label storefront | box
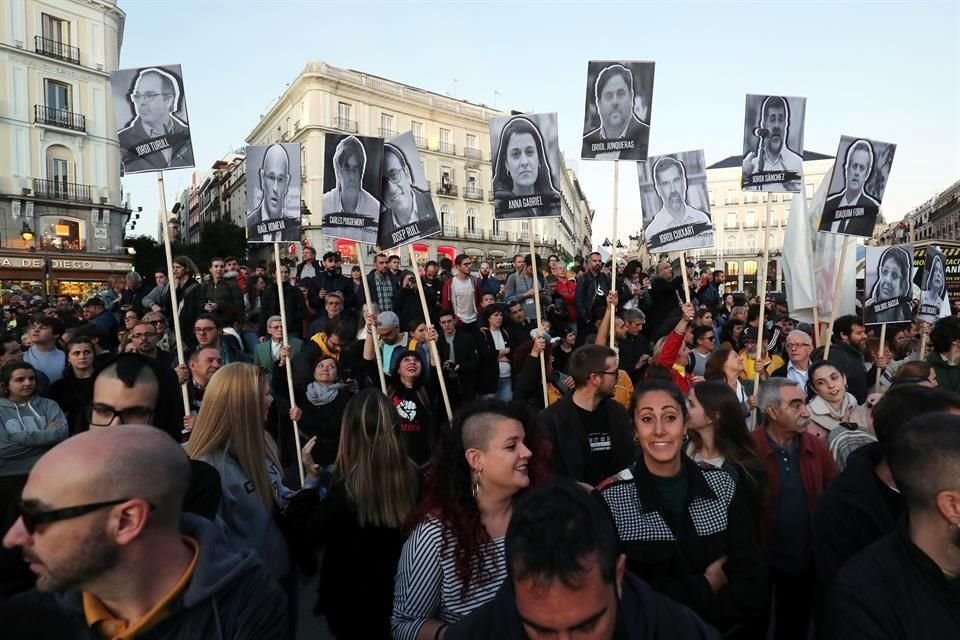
[0,251,134,304]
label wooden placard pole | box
[407,244,453,422]
[823,236,851,360]
[610,161,619,349]
[919,327,929,359]
[752,195,774,428]
[356,244,388,394]
[274,243,304,485]
[875,322,887,391]
[156,172,190,419]
[679,252,692,305]
[529,226,549,408]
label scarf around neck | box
[305,381,343,407]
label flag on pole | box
[782,166,856,324]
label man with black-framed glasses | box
[537,345,634,486]
[1,425,287,637]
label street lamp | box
[20,221,34,242]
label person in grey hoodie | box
[1,425,288,639]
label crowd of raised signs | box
[1,246,958,640]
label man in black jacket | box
[574,252,611,336]
[646,261,685,340]
[260,263,307,339]
[538,345,633,486]
[436,308,480,406]
[813,385,960,587]
[307,251,357,313]
[448,479,718,640]
[1,426,287,639]
[818,314,886,404]
[827,413,960,639]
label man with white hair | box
[321,135,380,244]
[772,329,815,388]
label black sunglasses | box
[17,498,153,534]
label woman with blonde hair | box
[288,389,419,639]
[185,362,302,584]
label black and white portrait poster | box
[321,133,383,244]
[863,245,913,325]
[245,143,301,243]
[918,246,950,323]
[817,135,897,237]
[109,64,195,174]
[490,113,562,220]
[581,60,654,161]
[741,94,806,192]
[638,150,713,253]
[378,132,441,250]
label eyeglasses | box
[17,499,153,534]
[87,404,155,427]
[149,319,167,326]
[194,326,217,333]
[131,92,171,103]
[384,169,406,185]
[704,336,716,342]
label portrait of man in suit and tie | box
[581,60,654,161]
[377,132,441,250]
[111,65,195,174]
[245,143,302,243]
[819,136,896,238]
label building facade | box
[873,177,960,247]
[687,152,834,295]
[0,0,133,302]
[245,61,593,271]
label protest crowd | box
[2,249,959,640]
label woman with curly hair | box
[391,400,549,640]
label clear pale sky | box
[119,0,960,248]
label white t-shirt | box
[24,347,66,384]
[451,277,478,323]
[490,329,511,378]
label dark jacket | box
[308,269,357,312]
[448,571,720,640]
[476,327,511,395]
[698,281,721,309]
[387,349,436,466]
[420,276,443,322]
[826,523,960,639]
[435,329,480,404]
[176,279,204,341]
[394,287,423,333]
[365,270,400,312]
[259,282,307,338]
[477,274,501,297]
[286,481,409,639]
[48,372,94,436]
[2,514,287,639]
[596,457,769,636]
[574,270,611,325]
[812,442,904,586]
[200,278,244,325]
[538,394,635,485]
[647,276,684,341]
[926,350,960,393]
[751,428,838,545]
[295,388,352,467]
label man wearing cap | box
[83,297,119,351]
[363,310,410,375]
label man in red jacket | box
[752,378,837,640]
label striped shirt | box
[392,516,506,640]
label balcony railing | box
[35,35,80,65]
[464,229,483,240]
[34,105,86,132]
[379,128,397,139]
[463,187,484,201]
[414,135,428,149]
[438,141,456,155]
[490,231,509,242]
[332,117,358,133]
[442,225,459,238]
[436,183,458,198]
[32,178,93,203]
[464,147,482,160]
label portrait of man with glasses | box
[377,132,440,250]
[245,143,302,243]
[111,64,195,174]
